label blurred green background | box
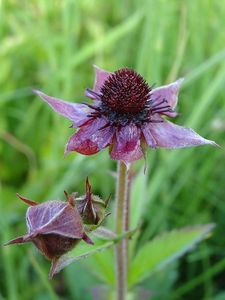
[1,0,225,299]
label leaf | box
[129,168,147,259]
[130,167,147,228]
[67,226,135,285]
[92,226,117,240]
[84,246,115,285]
[51,228,136,277]
[128,224,215,287]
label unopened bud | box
[5,193,93,278]
[66,178,110,232]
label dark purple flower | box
[5,193,93,278]
[34,66,217,164]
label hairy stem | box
[115,161,129,300]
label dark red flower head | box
[33,66,217,164]
[100,68,150,114]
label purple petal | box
[85,88,102,101]
[92,65,112,93]
[33,90,89,126]
[27,201,83,239]
[142,124,157,148]
[150,78,184,113]
[110,124,143,164]
[65,117,115,155]
[145,120,218,148]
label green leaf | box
[51,229,136,277]
[83,247,115,286]
[129,168,147,260]
[92,226,117,240]
[128,224,215,287]
[130,168,147,229]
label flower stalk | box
[115,161,129,300]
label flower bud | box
[5,193,93,278]
[65,178,110,232]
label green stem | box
[115,161,129,300]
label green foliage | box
[128,224,215,287]
[130,168,147,229]
[52,228,136,278]
[1,0,225,299]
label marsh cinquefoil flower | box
[34,66,217,164]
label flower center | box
[100,68,150,114]
[84,68,175,128]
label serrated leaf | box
[70,227,136,285]
[128,224,215,287]
[51,228,136,277]
[84,248,115,285]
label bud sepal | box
[65,178,110,232]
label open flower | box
[34,66,217,164]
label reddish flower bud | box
[65,178,110,232]
[5,193,93,278]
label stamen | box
[85,88,102,100]
[82,102,101,111]
[98,122,111,130]
[145,96,162,108]
[151,108,173,114]
[79,117,95,127]
[87,112,102,118]
[150,99,168,109]
[151,105,171,112]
